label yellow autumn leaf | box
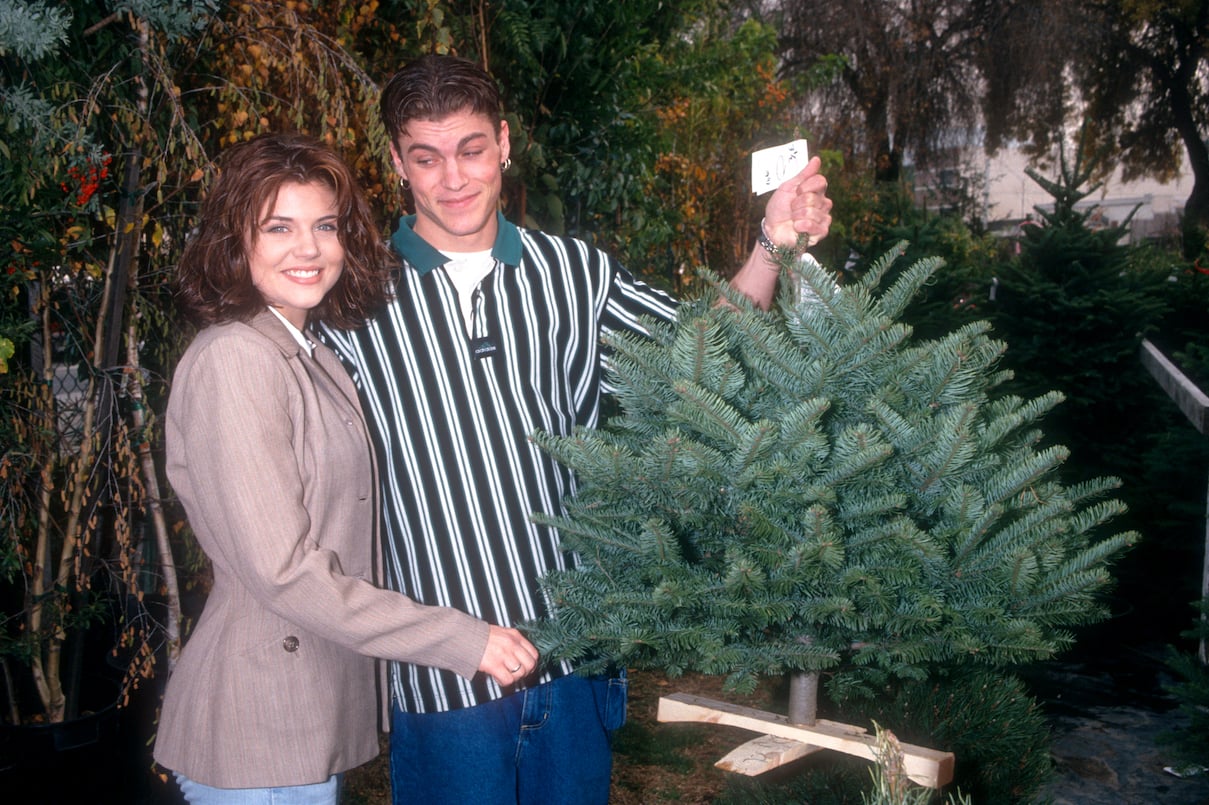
[0,336,14,374]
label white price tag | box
[751,139,809,195]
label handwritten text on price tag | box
[751,139,809,195]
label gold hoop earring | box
[501,158,512,172]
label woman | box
[154,133,537,803]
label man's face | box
[389,109,511,252]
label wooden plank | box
[658,693,955,789]
[1140,339,1209,661]
[715,733,826,776]
[1140,339,1209,434]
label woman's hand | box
[478,624,540,686]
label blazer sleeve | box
[168,329,490,680]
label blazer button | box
[283,635,300,652]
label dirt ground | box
[342,669,783,805]
[609,670,785,804]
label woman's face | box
[247,181,344,329]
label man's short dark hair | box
[380,54,503,141]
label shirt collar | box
[390,211,522,276]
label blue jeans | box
[174,772,340,804]
[390,672,627,805]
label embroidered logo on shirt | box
[471,337,498,359]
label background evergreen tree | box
[846,179,1005,342]
[527,249,1137,700]
[990,149,1207,644]
[1159,598,1209,771]
[991,149,1170,475]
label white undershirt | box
[440,249,495,329]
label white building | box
[980,147,1192,243]
[910,144,1192,244]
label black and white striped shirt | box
[321,213,677,713]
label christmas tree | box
[992,149,1169,479]
[528,248,1136,701]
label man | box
[322,54,833,805]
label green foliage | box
[528,247,1136,697]
[848,180,1006,341]
[1159,598,1209,769]
[605,11,817,288]
[1133,257,1209,567]
[860,721,972,805]
[115,0,217,38]
[0,0,233,725]
[611,16,791,248]
[984,148,1208,642]
[482,0,698,239]
[714,672,1045,803]
[836,669,1053,804]
[992,148,1171,471]
[375,0,711,258]
[435,1,816,291]
[1160,262,1209,390]
[194,0,405,205]
[0,0,70,61]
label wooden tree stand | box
[657,672,955,789]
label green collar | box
[389,212,522,276]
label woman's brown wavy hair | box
[176,133,394,329]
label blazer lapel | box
[246,309,306,357]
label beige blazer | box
[153,311,490,788]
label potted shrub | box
[0,6,184,796]
[0,265,168,728]
[1,0,419,736]
[0,145,183,798]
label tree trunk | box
[787,670,819,726]
[1148,7,1209,249]
[1180,140,1209,241]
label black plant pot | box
[0,697,123,802]
[0,669,169,805]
